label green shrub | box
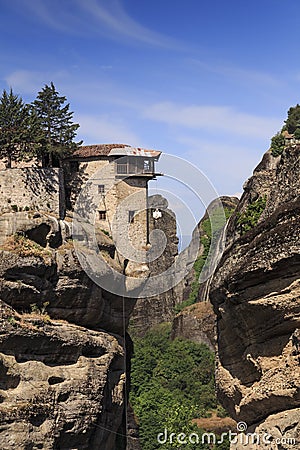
[130,324,229,449]
[101,228,111,237]
[7,316,16,325]
[30,301,49,315]
[237,196,267,235]
[270,132,285,157]
[11,204,18,212]
[294,128,300,139]
[130,324,224,450]
[285,103,300,133]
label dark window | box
[116,160,128,174]
[98,184,105,194]
[128,210,136,223]
[98,210,106,220]
[70,161,79,172]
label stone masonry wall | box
[64,158,149,250]
[0,168,65,218]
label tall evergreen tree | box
[0,89,40,168]
[32,82,81,167]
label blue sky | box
[1,0,300,237]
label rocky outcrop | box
[129,195,178,336]
[126,405,142,450]
[0,246,136,336]
[231,408,300,449]
[0,223,138,449]
[130,195,239,337]
[171,302,216,351]
[0,301,125,450]
[210,146,300,447]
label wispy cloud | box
[175,135,265,195]
[4,68,139,111]
[80,0,182,48]
[144,102,280,139]
[19,0,183,50]
[190,59,282,87]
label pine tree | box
[32,82,81,167]
[284,104,300,134]
[0,89,40,168]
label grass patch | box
[0,234,51,260]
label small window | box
[98,184,105,194]
[143,159,151,173]
[98,210,107,220]
[128,210,136,223]
[70,161,79,172]
[116,160,128,174]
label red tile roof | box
[69,144,161,159]
[71,144,129,158]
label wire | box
[122,293,129,445]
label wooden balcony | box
[115,157,157,177]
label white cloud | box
[191,59,281,87]
[144,102,280,139]
[80,0,182,49]
[5,69,69,95]
[20,0,183,49]
[76,114,140,146]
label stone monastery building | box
[0,144,162,248]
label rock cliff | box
[130,195,239,337]
[210,145,300,448]
[129,195,179,336]
[0,216,137,449]
[171,301,216,351]
[171,196,238,351]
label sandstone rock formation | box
[231,408,300,449]
[0,220,138,449]
[210,146,300,449]
[129,195,179,336]
[171,302,216,351]
[0,301,126,450]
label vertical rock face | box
[171,302,216,351]
[129,195,179,336]
[210,146,300,448]
[0,229,137,449]
[130,195,239,337]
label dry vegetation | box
[0,234,52,261]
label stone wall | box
[0,168,65,218]
[0,158,40,171]
[64,158,149,250]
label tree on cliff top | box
[32,82,81,167]
[0,89,41,168]
[284,103,300,134]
